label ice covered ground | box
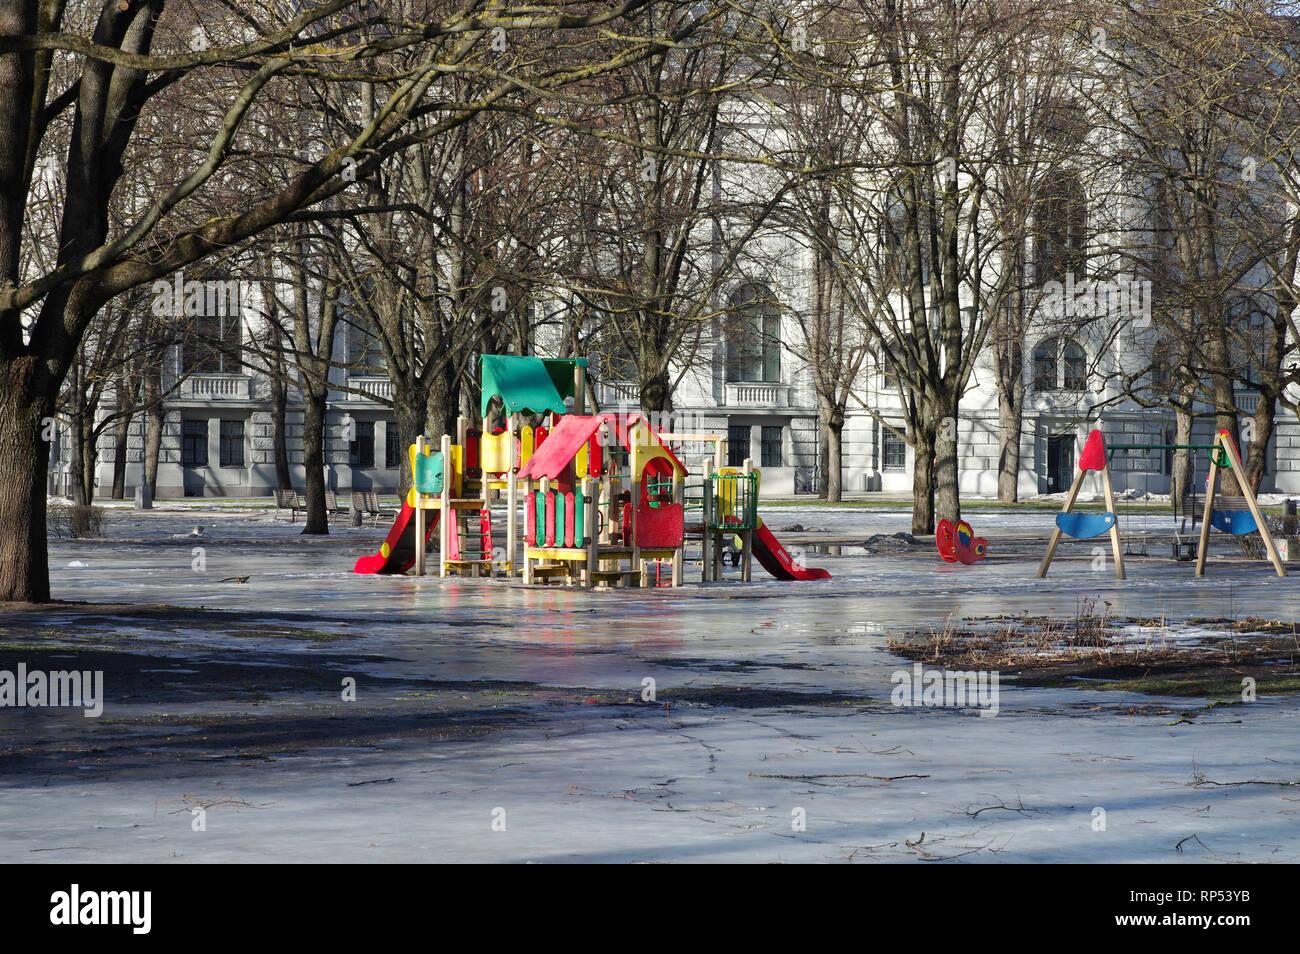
[2,505,1298,863]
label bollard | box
[350,505,362,527]
[134,484,152,510]
[1284,499,1298,562]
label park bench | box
[352,491,397,526]
[324,490,349,523]
[273,488,306,522]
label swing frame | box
[1193,430,1285,578]
[1037,433,1125,580]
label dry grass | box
[890,596,1129,666]
[887,599,1300,674]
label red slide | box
[752,519,831,581]
[353,500,440,574]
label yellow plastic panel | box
[481,431,511,475]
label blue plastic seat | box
[1210,510,1256,535]
[1055,511,1116,539]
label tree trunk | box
[817,393,845,502]
[426,365,460,446]
[1205,315,1242,495]
[994,322,1024,503]
[79,409,97,505]
[1171,403,1194,507]
[136,359,161,495]
[111,405,129,499]
[144,407,163,497]
[393,389,429,497]
[639,366,672,416]
[300,388,329,534]
[911,422,936,535]
[271,373,292,491]
[934,402,961,526]
[0,363,54,603]
[69,402,84,505]
[826,416,844,503]
[997,387,1023,503]
[818,421,830,499]
[1213,375,1241,496]
[1246,400,1274,494]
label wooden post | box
[1100,462,1126,580]
[1195,452,1219,578]
[414,435,427,576]
[601,423,617,543]
[741,458,754,582]
[506,414,518,578]
[584,477,598,588]
[574,364,587,415]
[701,460,713,582]
[1217,431,1286,577]
[522,476,534,584]
[439,433,451,578]
[1036,465,1087,578]
[672,471,684,586]
[630,472,641,586]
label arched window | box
[726,283,781,382]
[1062,339,1086,389]
[1033,336,1088,391]
[1034,175,1087,284]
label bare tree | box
[0,0,683,601]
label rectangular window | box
[182,314,242,374]
[350,420,375,468]
[761,425,783,468]
[219,419,245,467]
[384,422,401,469]
[727,425,751,468]
[346,311,386,375]
[761,314,781,382]
[882,427,907,471]
[725,293,781,383]
[182,419,208,467]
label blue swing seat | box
[1210,509,1257,535]
[1055,511,1116,539]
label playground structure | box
[353,354,830,587]
[1037,427,1285,579]
[936,519,987,564]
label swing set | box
[1037,428,1285,578]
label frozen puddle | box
[0,508,1296,863]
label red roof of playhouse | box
[517,413,686,480]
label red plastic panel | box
[635,502,684,548]
[524,492,536,545]
[564,493,576,547]
[1078,429,1106,472]
[935,519,959,562]
[465,428,480,476]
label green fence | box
[706,472,758,530]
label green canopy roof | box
[479,355,588,418]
